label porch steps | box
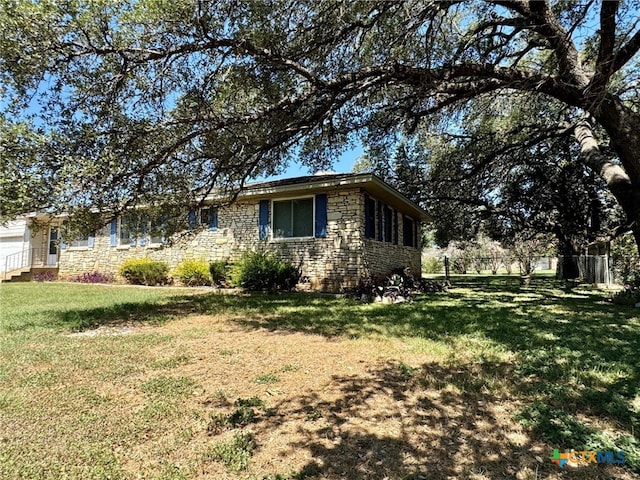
[1,267,58,283]
[1,267,32,283]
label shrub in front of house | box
[32,271,57,282]
[209,260,230,287]
[118,258,169,286]
[71,271,114,284]
[173,259,211,287]
[230,250,300,292]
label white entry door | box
[47,227,59,266]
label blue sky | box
[262,144,365,180]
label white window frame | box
[148,217,166,247]
[68,234,90,249]
[271,196,315,240]
[114,214,170,248]
[116,215,136,248]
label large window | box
[69,234,90,248]
[273,198,314,238]
[119,215,136,246]
[111,214,169,247]
[200,207,218,230]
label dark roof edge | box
[206,172,431,222]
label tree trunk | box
[574,111,640,255]
[556,237,580,280]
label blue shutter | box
[259,200,269,240]
[209,209,218,230]
[393,210,398,245]
[314,194,327,238]
[187,210,197,230]
[110,219,117,247]
[88,235,95,248]
[377,201,383,241]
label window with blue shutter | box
[314,194,327,238]
[187,210,197,230]
[259,200,269,240]
[200,207,218,230]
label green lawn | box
[0,278,638,479]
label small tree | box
[472,235,504,275]
[509,234,554,286]
[445,241,474,274]
[487,242,504,275]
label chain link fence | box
[427,254,639,286]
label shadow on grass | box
[242,361,630,479]
[18,278,640,473]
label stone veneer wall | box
[359,193,422,280]
[58,188,422,291]
[361,239,421,279]
[58,200,263,281]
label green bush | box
[118,258,169,286]
[423,256,443,274]
[209,260,230,286]
[173,258,211,286]
[230,250,300,291]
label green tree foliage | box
[420,95,622,253]
[1,1,640,252]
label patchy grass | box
[204,432,256,472]
[0,278,638,479]
[255,373,280,385]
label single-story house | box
[0,173,430,290]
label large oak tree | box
[1,0,639,251]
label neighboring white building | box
[0,215,64,279]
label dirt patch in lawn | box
[94,314,628,480]
[4,309,632,480]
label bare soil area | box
[101,314,628,480]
